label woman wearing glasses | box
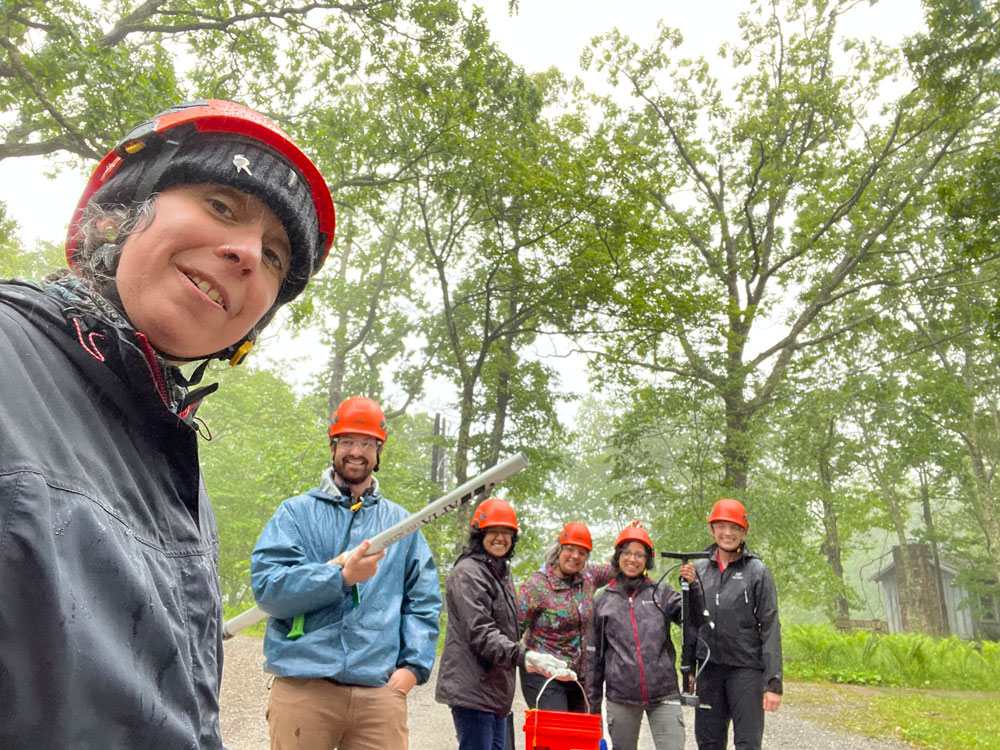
[586,522,704,750]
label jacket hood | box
[317,467,381,507]
[606,575,654,598]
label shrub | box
[783,623,1000,690]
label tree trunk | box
[722,394,750,492]
[818,416,849,621]
[820,496,850,622]
[919,466,950,636]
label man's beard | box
[333,455,374,484]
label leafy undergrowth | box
[786,680,1000,750]
[784,624,1000,690]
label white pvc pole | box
[222,452,529,640]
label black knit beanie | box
[91,128,319,305]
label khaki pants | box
[266,676,409,750]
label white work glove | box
[524,650,570,678]
[551,666,578,682]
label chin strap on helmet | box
[229,339,254,366]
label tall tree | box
[580,0,989,492]
[373,15,595,511]
[0,0,457,163]
[763,381,880,621]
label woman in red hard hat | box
[586,522,704,750]
[0,99,333,749]
[518,521,614,713]
[692,500,783,750]
[436,499,570,749]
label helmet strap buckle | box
[230,339,254,366]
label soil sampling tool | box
[660,549,712,707]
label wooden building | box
[871,544,1000,640]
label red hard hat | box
[708,499,748,529]
[558,522,592,551]
[614,522,653,551]
[471,498,519,533]
[66,99,335,306]
[329,397,388,443]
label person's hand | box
[679,564,695,583]
[340,540,385,587]
[387,668,418,695]
[553,669,577,682]
[524,651,568,678]
[763,691,781,712]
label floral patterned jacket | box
[518,563,614,677]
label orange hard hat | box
[329,397,387,443]
[614,521,653,551]
[708,499,748,529]
[558,522,593,551]
[471,498,519,533]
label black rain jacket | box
[693,543,783,694]
[0,280,224,748]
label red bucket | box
[522,677,602,750]
[522,708,602,750]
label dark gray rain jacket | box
[586,576,703,711]
[435,549,525,715]
[0,279,224,748]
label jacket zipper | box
[629,594,649,704]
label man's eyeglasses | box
[337,437,379,452]
[620,550,648,561]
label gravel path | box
[220,635,914,750]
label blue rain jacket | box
[250,473,441,685]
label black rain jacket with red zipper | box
[585,575,703,712]
[0,279,225,748]
[692,543,783,694]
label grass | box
[781,625,1000,748]
[786,680,1000,750]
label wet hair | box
[466,527,518,561]
[610,541,655,577]
[46,198,157,318]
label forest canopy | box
[2,0,999,634]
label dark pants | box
[694,663,765,750]
[519,666,589,713]
[451,705,508,750]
